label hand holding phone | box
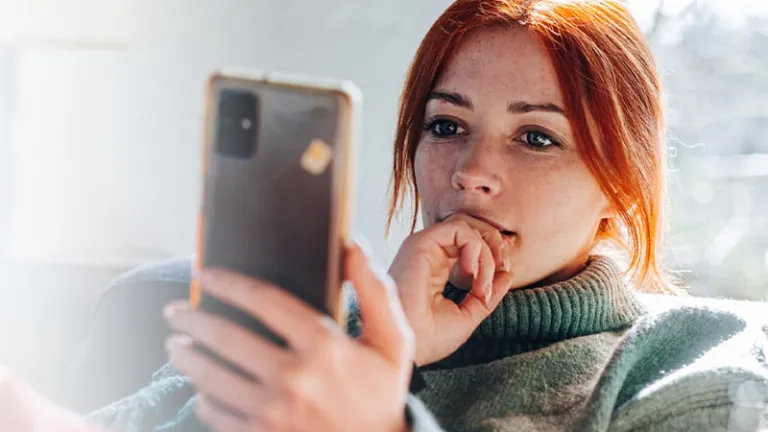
[190,70,359,361]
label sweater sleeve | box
[607,373,768,431]
[87,364,196,432]
[87,286,443,432]
[609,306,768,431]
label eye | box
[424,118,467,138]
[516,130,562,150]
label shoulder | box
[635,291,766,318]
[604,293,768,430]
[95,257,193,312]
[627,293,767,365]
[626,292,766,372]
[109,257,194,288]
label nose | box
[450,150,502,197]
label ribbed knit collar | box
[423,255,647,369]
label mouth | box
[439,212,516,237]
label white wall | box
[6,0,455,267]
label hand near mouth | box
[388,213,516,367]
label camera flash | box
[300,138,333,175]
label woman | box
[91,0,768,431]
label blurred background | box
[0,0,765,406]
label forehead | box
[435,27,564,106]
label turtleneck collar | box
[423,255,647,369]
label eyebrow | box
[508,101,567,117]
[427,91,473,109]
[427,90,567,118]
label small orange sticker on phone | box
[300,138,333,175]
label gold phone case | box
[192,69,361,336]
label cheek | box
[414,143,454,206]
[515,163,605,242]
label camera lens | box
[215,90,259,158]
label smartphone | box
[190,69,360,352]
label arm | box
[602,305,768,431]
[64,259,192,413]
[608,373,768,431]
[87,364,196,432]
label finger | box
[430,220,483,262]
[344,242,414,367]
[457,231,482,279]
[166,334,271,418]
[198,269,330,353]
[196,394,251,432]
[480,229,510,271]
[460,265,516,325]
[448,214,510,271]
[467,240,495,306]
[164,302,292,386]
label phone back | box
[194,71,358,340]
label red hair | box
[387,0,676,293]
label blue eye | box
[517,130,562,150]
[425,119,466,138]
[525,131,555,147]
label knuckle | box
[312,327,338,357]
[453,220,475,238]
[257,284,279,305]
[208,319,238,352]
[456,219,472,230]
[406,234,432,255]
[208,319,227,344]
[280,360,310,398]
[402,233,422,250]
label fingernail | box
[165,335,181,352]
[163,303,177,320]
[166,334,192,351]
[498,243,507,269]
[472,260,479,278]
[503,256,511,272]
[320,315,344,335]
[485,282,492,304]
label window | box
[629,0,768,299]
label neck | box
[424,255,646,369]
[449,251,592,292]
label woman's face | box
[414,26,613,289]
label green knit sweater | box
[90,256,768,431]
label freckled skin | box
[414,27,615,290]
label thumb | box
[344,241,415,367]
